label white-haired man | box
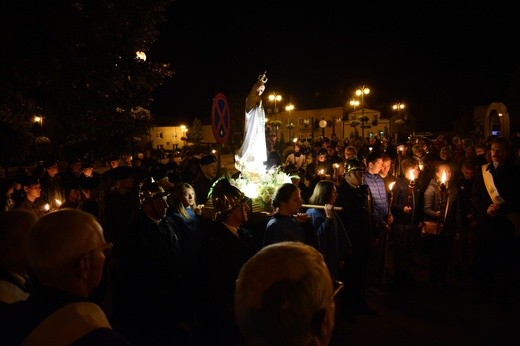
[0,209,130,345]
[235,241,339,346]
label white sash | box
[482,164,520,236]
[22,302,112,346]
[481,164,505,204]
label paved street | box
[330,252,520,346]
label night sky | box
[149,2,518,132]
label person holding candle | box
[14,176,47,218]
[305,148,334,194]
[39,160,65,212]
[423,162,462,291]
[379,153,397,193]
[389,158,423,294]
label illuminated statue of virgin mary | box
[234,73,268,176]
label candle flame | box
[319,169,324,175]
[441,170,447,183]
[44,204,50,211]
[418,163,424,171]
[334,163,339,169]
[55,199,62,206]
[407,169,415,181]
[389,181,396,191]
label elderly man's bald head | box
[29,209,105,276]
[235,241,335,345]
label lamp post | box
[345,99,359,139]
[285,103,294,140]
[392,102,406,140]
[268,92,282,115]
[319,118,327,139]
[180,124,188,148]
[392,102,405,113]
[355,86,370,139]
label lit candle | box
[55,199,62,208]
[440,170,447,184]
[407,168,415,184]
[440,170,447,192]
[44,204,50,212]
[418,163,424,171]
[388,181,396,204]
[319,169,324,175]
[406,169,415,206]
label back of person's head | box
[235,241,336,346]
[0,209,38,273]
[308,180,335,206]
[29,209,106,292]
[271,183,298,209]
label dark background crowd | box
[0,131,519,345]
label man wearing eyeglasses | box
[235,241,339,346]
[0,208,130,345]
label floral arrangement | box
[229,165,294,210]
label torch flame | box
[441,170,447,184]
[407,169,415,181]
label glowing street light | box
[285,103,295,140]
[268,92,282,114]
[355,85,370,139]
[392,102,405,112]
[180,124,188,148]
[355,86,370,109]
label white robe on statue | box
[235,95,267,176]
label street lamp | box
[355,86,370,139]
[392,102,405,112]
[393,102,406,140]
[268,92,282,114]
[349,99,360,110]
[355,86,370,109]
[180,124,188,148]
[285,103,295,140]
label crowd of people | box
[0,129,518,344]
[0,75,519,345]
